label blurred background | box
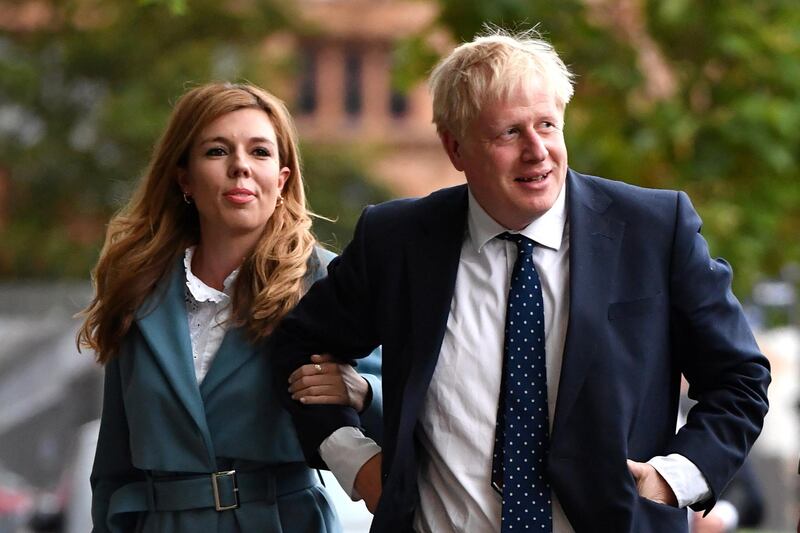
[0,0,798,531]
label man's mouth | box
[515,171,549,183]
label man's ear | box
[440,130,465,172]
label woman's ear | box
[277,167,289,192]
[176,167,191,195]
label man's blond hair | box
[429,27,575,139]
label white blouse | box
[183,246,239,383]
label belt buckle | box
[211,470,239,511]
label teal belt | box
[108,463,318,514]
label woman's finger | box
[291,384,336,399]
[298,394,346,405]
[311,353,335,363]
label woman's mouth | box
[224,188,255,204]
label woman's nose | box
[228,148,252,178]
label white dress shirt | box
[183,246,239,384]
[320,184,710,531]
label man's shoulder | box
[570,169,682,218]
[573,170,678,202]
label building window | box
[297,47,317,115]
[390,89,408,118]
[344,49,362,116]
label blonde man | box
[275,29,770,533]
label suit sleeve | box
[311,245,383,444]
[270,206,382,466]
[666,191,770,511]
[90,356,142,533]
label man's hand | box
[355,452,383,513]
[288,353,370,412]
[627,459,678,506]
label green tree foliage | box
[0,0,388,278]
[431,0,800,295]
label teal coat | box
[91,248,382,533]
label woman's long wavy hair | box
[77,82,316,364]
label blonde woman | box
[79,82,381,533]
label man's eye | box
[206,147,227,156]
[500,127,519,138]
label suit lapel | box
[136,263,216,462]
[403,186,468,423]
[552,171,625,442]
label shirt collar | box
[183,246,239,304]
[467,181,567,254]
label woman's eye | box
[205,147,227,156]
[252,147,270,157]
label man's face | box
[441,82,568,230]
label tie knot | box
[498,232,536,253]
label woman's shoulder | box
[304,244,336,285]
[313,245,337,267]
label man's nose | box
[521,130,548,162]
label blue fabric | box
[91,246,381,533]
[492,233,552,532]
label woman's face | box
[178,107,289,246]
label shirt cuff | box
[648,454,711,508]
[319,426,382,500]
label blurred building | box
[285,0,463,197]
[1,0,463,206]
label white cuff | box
[648,453,711,508]
[319,426,382,500]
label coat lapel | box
[552,171,625,442]
[136,263,216,462]
[199,327,258,400]
[403,186,468,424]
[201,249,323,401]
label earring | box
[276,195,284,207]
[183,192,192,204]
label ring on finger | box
[314,363,323,374]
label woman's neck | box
[191,233,255,291]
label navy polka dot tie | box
[492,232,553,532]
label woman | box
[78,82,382,532]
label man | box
[272,29,770,532]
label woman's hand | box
[288,353,371,412]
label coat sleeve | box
[271,210,382,466]
[665,191,771,511]
[90,356,143,533]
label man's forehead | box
[478,92,564,121]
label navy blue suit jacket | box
[271,170,770,533]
